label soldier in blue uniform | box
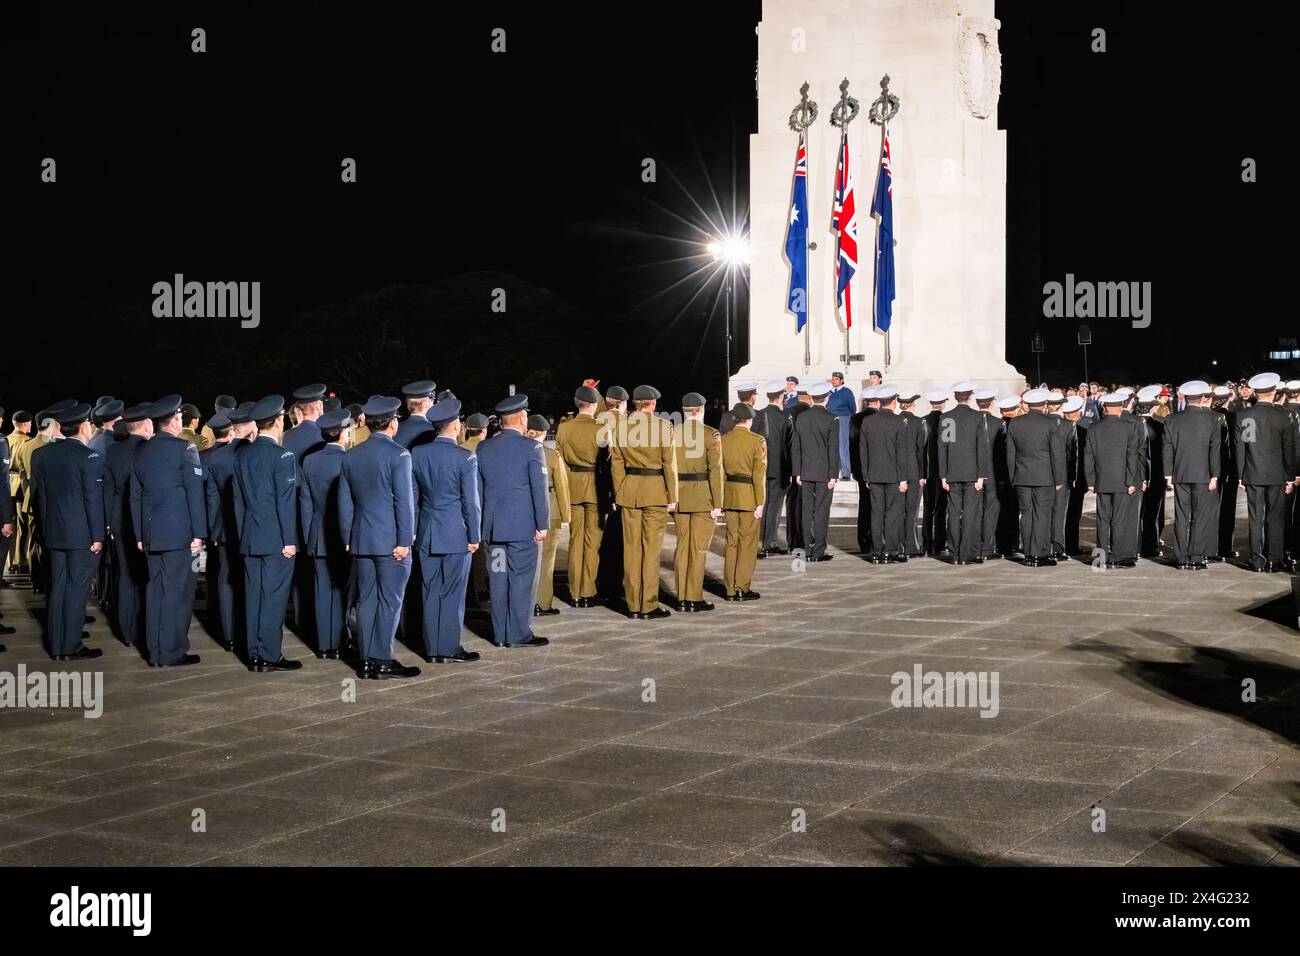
[338,396,421,678]
[103,403,152,647]
[130,395,205,667]
[396,380,437,450]
[200,409,245,651]
[31,403,105,660]
[476,394,550,648]
[411,398,482,663]
[89,399,123,456]
[29,400,78,597]
[0,417,14,646]
[282,383,327,639]
[233,395,302,672]
[298,408,351,659]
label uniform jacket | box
[848,408,873,481]
[477,428,548,541]
[234,436,298,556]
[611,411,678,507]
[937,404,992,483]
[338,431,415,555]
[897,411,928,482]
[394,412,434,451]
[924,410,943,478]
[1084,416,1142,492]
[201,438,246,545]
[791,404,841,481]
[131,432,206,550]
[1161,406,1220,484]
[33,438,104,548]
[984,413,1012,485]
[543,444,571,530]
[283,419,325,462]
[859,409,906,484]
[297,443,347,557]
[411,435,481,554]
[757,404,791,482]
[719,403,768,442]
[0,437,12,526]
[1234,401,1298,485]
[674,420,723,513]
[721,428,767,511]
[104,434,146,540]
[1054,416,1080,488]
[1006,412,1067,487]
[555,413,606,506]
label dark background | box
[4,1,1294,420]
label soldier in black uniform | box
[1136,385,1167,558]
[1047,392,1077,560]
[1086,393,1142,569]
[859,385,908,563]
[757,380,791,556]
[1007,389,1067,566]
[937,385,992,565]
[922,388,949,556]
[1161,381,1220,570]
[981,393,1013,558]
[1211,385,1239,561]
[791,382,840,561]
[1060,396,1088,555]
[896,390,929,557]
[719,383,765,442]
[849,390,877,554]
[1283,380,1300,570]
[784,385,811,554]
[1235,373,1298,572]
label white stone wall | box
[734,0,1025,410]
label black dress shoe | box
[1205,555,1225,563]
[314,648,340,660]
[360,659,422,679]
[724,593,742,602]
[1111,558,1136,569]
[508,636,550,647]
[573,597,599,608]
[886,554,908,564]
[756,550,768,560]
[676,600,696,612]
[643,608,672,620]
[248,656,303,673]
[1191,560,1208,570]
[1039,557,1059,567]
[153,654,201,667]
[953,558,967,566]
[907,551,926,559]
[1022,557,1039,567]
[692,600,715,611]
[768,547,790,556]
[429,648,480,663]
[986,551,1003,560]
[0,644,6,653]
[52,645,103,661]
[0,624,15,635]
[737,590,761,602]
[533,605,561,617]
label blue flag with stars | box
[784,133,809,332]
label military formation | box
[0,371,1296,668]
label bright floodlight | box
[708,235,750,266]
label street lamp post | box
[708,236,749,390]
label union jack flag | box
[831,129,857,329]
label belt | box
[725,474,754,484]
[567,464,595,473]
[678,473,710,481]
[625,467,663,477]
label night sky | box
[5,2,1293,421]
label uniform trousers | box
[902,482,924,554]
[994,483,1018,554]
[724,510,759,594]
[922,475,947,553]
[354,553,413,660]
[243,552,294,662]
[761,477,788,550]
[673,512,715,602]
[855,479,873,552]
[1245,484,1288,567]
[566,502,602,600]
[945,482,982,562]
[420,551,470,657]
[206,541,242,649]
[48,548,97,656]
[536,523,564,610]
[313,553,350,652]
[112,533,147,648]
[620,505,667,614]
[1065,481,1087,554]
[1172,484,1217,564]
[486,540,538,645]
[1050,483,1072,556]
[1217,478,1240,557]
[1140,479,1167,556]
[868,483,905,556]
[800,481,833,559]
[1016,485,1055,559]
[784,482,804,552]
[596,505,624,599]
[1094,491,1137,563]
[146,548,196,665]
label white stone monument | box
[734,0,1025,407]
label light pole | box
[708,236,749,386]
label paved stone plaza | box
[0,490,1297,867]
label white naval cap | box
[1047,389,1064,403]
[1100,392,1126,405]
[1179,380,1210,397]
[1248,372,1281,390]
[927,388,951,404]
[1285,380,1300,392]
[807,381,832,398]
[734,381,759,394]
[763,379,787,394]
[876,384,900,400]
[951,381,976,394]
[1061,396,1084,413]
[974,387,998,401]
[862,385,879,400]
[1136,384,1162,403]
[1023,388,1051,405]
[996,396,1021,411]
[1213,385,1231,397]
[1114,386,1133,399]
[897,388,921,402]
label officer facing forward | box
[233,395,302,672]
[672,393,723,611]
[1006,389,1067,566]
[476,394,551,642]
[33,403,104,661]
[130,395,205,666]
[1161,381,1220,570]
[411,399,482,662]
[338,396,421,676]
[297,409,352,659]
[791,382,841,562]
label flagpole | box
[789,83,817,374]
[881,120,891,372]
[869,74,901,374]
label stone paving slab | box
[0,488,1297,866]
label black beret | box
[575,386,601,404]
[604,386,629,402]
[214,394,238,410]
[11,411,32,424]
[681,392,707,408]
[527,414,550,432]
[632,385,661,401]
[730,402,755,421]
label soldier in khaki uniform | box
[179,403,210,450]
[7,411,33,573]
[14,408,63,581]
[198,396,237,449]
[460,413,488,452]
[528,414,570,615]
[555,387,607,607]
[721,403,766,601]
[595,385,629,602]
[672,392,723,611]
[610,385,677,619]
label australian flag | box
[870,132,895,334]
[784,133,809,332]
[831,129,857,329]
